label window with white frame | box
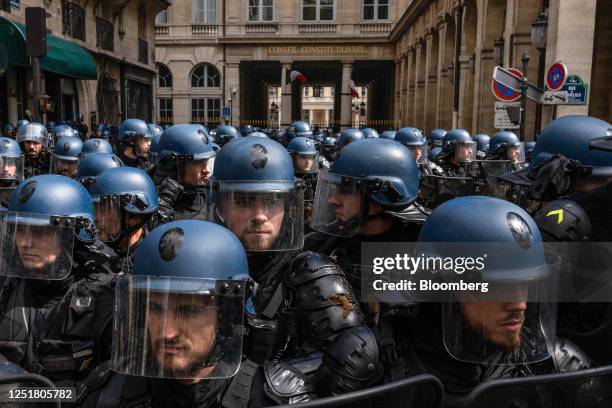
[191,64,220,88]
[302,0,335,21]
[248,0,274,22]
[363,0,388,20]
[159,98,173,123]
[193,0,217,23]
[155,10,168,24]
[303,87,310,97]
[192,98,221,123]
[158,64,173,88]
[313,86,323,98]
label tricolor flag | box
[348,79,359,98]
[289,70,307,83]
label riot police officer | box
[93,124,107,139]
[50,136,83,178]
[77,153,125,190]
[471,133,490,159]
[428,128,446,150]
[210,137,380,405]
[529,115,612,364]
[402,195,591,408]
[154,124,215,222]
[321,136,339,163]
[81,138,115,157]
[16,123,50,178]
[0,175,117,386]
[287,136,320,231]
[0,137,24,206]
[434,129,475,176]
[524,140,536,163]
[305,138,423,383]
[89,166,159,273]
[395,127,437,176]
[284,120,313,146]
[487,131,525,167]
[117,119,153,169]
[362,128,380,139]
[53,124,78,147]
[77,220,249,407]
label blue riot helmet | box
[338,128,365,151]
[271,129,286,145]
[77,153,124,189]
[240,124,254,136]
[149,130,164,161]
[50,136,83,178]
[101,129,112,141]
[489,131,525,163]
[531,115,612,176]
[361,128,379,139]
[0,137,24,184]
[441,128,475,163]
[417,195,557,365]
[2,123,15,138]
[156,124,216,188]
[428,146,442,162]
[211,142,221,152]
[472,134,491,153]
[112,220,249,380]
[380,130,396,140]
[310,139,419,237]
[248,131,269,139]
[16,122,49,148]
[312,131,325,149]
[429,129,447,148]
[81,138,114,156]
[287,136,319,175]
[53,125,77,140]
[118,118,153,158]
[524,141,536,162]
[15,120,30,130]
[211,137,304,251]
[395,127,428,164]
[90,167,158,244]
[286,121,313,141]
[148,123,163,140]
[1,175,97,280]
[215,125,240,146]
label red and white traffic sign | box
[491,68,523,102]
[546,61,568,91]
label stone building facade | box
[0,0,169,128]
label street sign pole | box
[520,51,530,142]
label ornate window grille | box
[96,17,114,52]
[62,1,86,41]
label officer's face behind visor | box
[23,141,43,158]
[294,154,315,173]
[134,135,152,157]
[221,192,285,251]
[16,224,62,270]
[458,283,529,352]
[182,158,213,188]
[0,158,17,179]
[147,292,219,381]
[53,158,78,179]
[328,184,362,223]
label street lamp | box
[519,51,530,142]
[531,12,548,51]
[493,36,505,66]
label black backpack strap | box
[221,359,259,408]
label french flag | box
[349,79,359,98]
[289,70,307,83]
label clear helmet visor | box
[310,170,367,237]
[405,144,428,164]
[0,211,75,280]
[92,195,123,243]
[50,156,79,179]
[419,175,477,209]
[0,156,24,181]
[505,142,526,164]
[213,183,304,251]
[17,129,48,147]
[442,273,558,365]
[454,142,476,163]
[169,157,214,189]
[112,275,246,380]
[292,152,319,175]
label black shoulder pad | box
[533,199,591,242]
[553,337,592,373]
[287,251,343,288]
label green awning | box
[0,16,97,80]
